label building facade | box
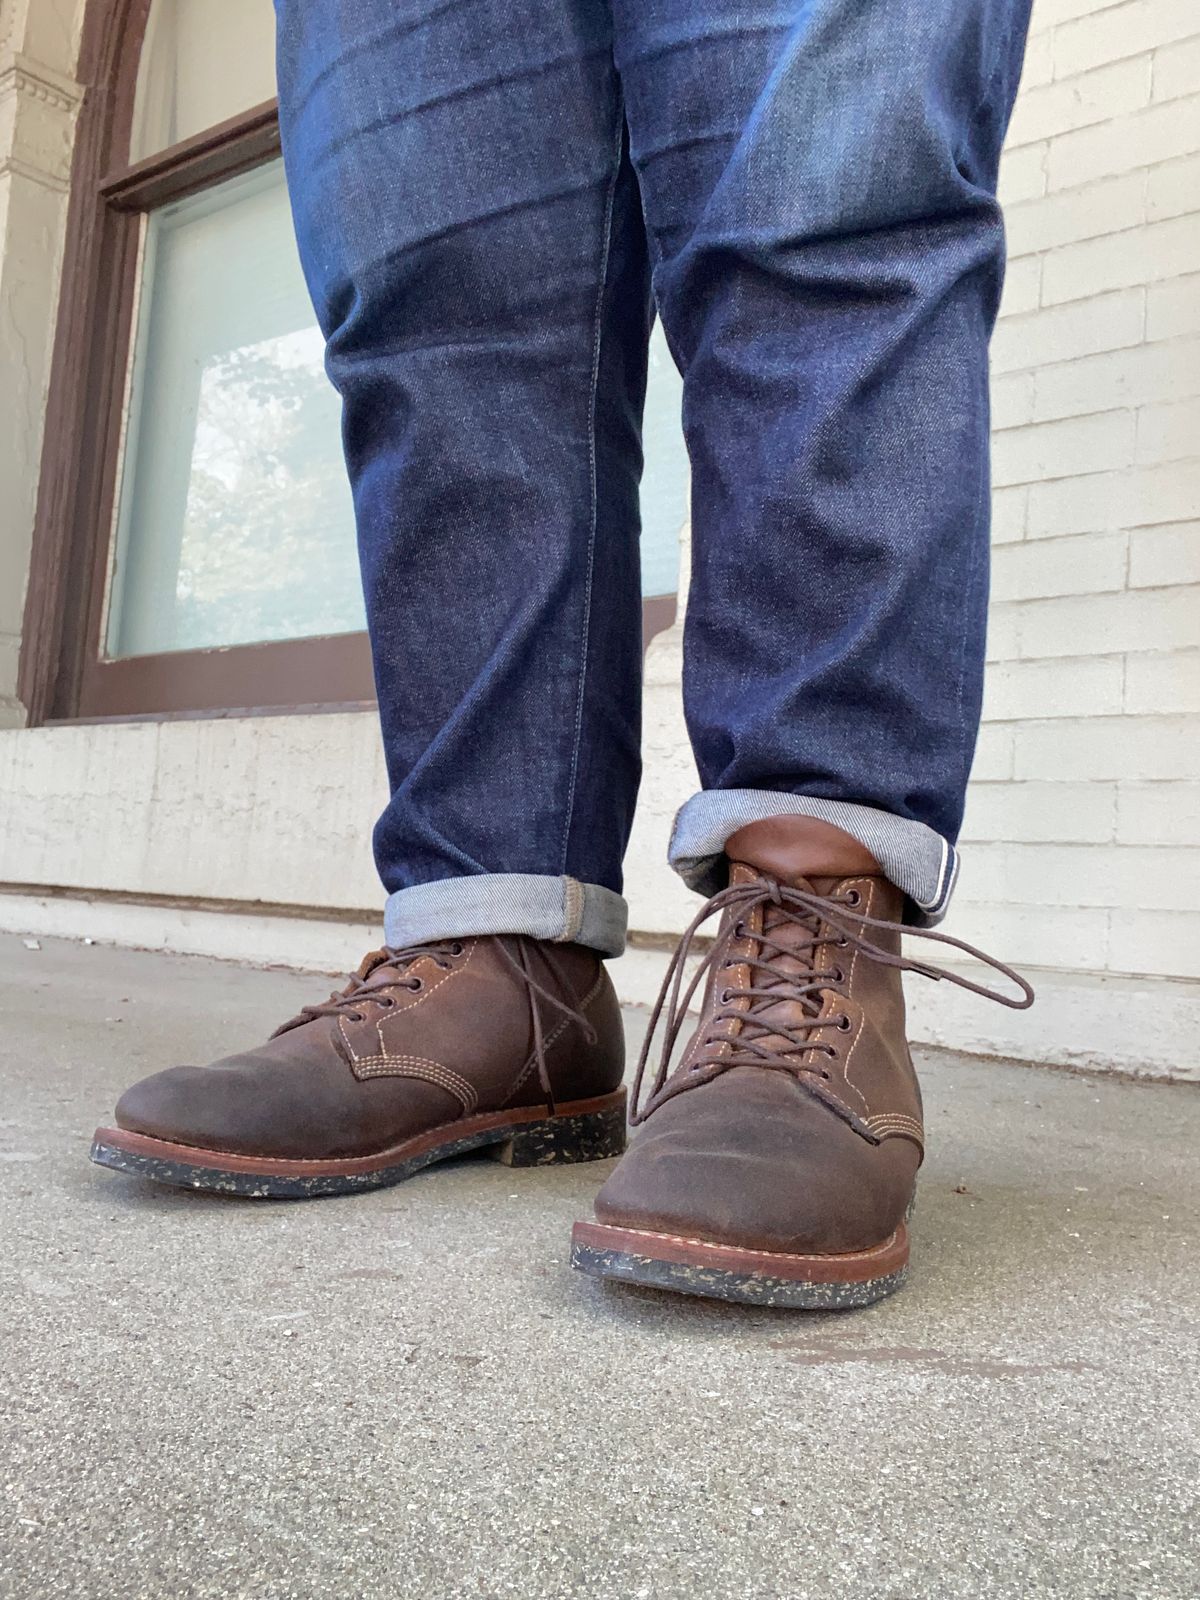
[1,0,1197,1076]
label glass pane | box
[108,161,363,658]
[129,0,277,161]
[109,163,686,660]
[641,324,688,598]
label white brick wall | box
[957,0,1200,987]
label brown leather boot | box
[572,816,1031,1308]
[91,935,626,1197]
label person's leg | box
[276,0,653,958]
[618,0,1032,924]
[90,0,651,1196]
[573,0,1034,1304]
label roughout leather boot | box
[91,936,626,1197]
[572,816,1031,1309]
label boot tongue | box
[722,819,882,1060]
[354,939,459,992]
[352,948,405,991]
[725,814,881,885]
[342,947,428,1001]
[355,948,391,980]
[737,890,836,1050]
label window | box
[23,0,687,722]
[108,162,362,659]
[128,0,277,162]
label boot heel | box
[490,1094,627,1168]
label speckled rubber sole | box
[570,1218,909,1309]
[89,1091,627,1199]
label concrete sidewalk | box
[1,935,1197,1600]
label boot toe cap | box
[114,1060,318,1159]
[594,1074,918,1256]
[116,1064,220,1143]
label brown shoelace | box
[287,936,597,1113]
[631,876,1034,1138]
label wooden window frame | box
[19,0,677,727]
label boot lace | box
[283,936,597,1114]
[631,877,1034,1140]
[289,941,466,1026]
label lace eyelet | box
[733,921,745,937]
[408,978,423,992]
[377,996,395,1009]
[844,889,862,908]
[720,989,733,1005]
[836,1013,852,1032]
[349,1011,365,1023]
[450,941,464,957]
[832,967,845,985]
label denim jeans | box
[275,0,1032,957]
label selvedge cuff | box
[668,790,958,926]
[384,873,628,957]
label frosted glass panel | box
[108,162,363,658]
[130,0,277,160]
[641,323,688,599]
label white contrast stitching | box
[586,1222,903,1264]
[504,967,607,1104]
[559,105,624,871]
[832,876,874,1116]
[351,1054,479,1113]
[343,940,479,1067]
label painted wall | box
[0,0,1197,1076]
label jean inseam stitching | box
[559,100,625,875]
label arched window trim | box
[20,0,676,725]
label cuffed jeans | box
[275,0,1032,958]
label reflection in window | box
[108,162,689,659]
[642,323,687,598]
[108,163,364,657]
[120,0,688,657]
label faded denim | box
[275,0,1032,956]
